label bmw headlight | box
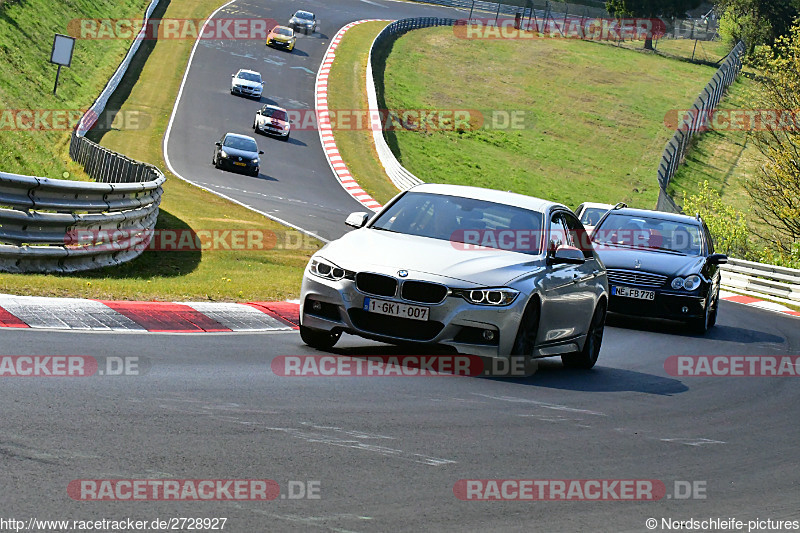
[219,150,229,158]
[251,158,259,164]
[672,275,702,291]
[452,288,519,306]
[309,257,347,281]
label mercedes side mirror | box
[708,253,728,265]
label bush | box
[683,180,750,257]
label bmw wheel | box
[300,325,341,351]
[562,300,606,369]
[511,298,540,357]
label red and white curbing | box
[719,290,800,318]
[315,20,391,213]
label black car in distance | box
[212,133,263,177]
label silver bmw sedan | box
[299,184,608,369]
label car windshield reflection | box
[236,72,261,83]
[223,136,258,152]
[370,192,544,255]
[592,213,702,255]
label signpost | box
[50,33,75,95]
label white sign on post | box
[50,34,76,94]
[51,34,75,66]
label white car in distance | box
[230,69,263,99]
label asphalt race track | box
[165,0,464,241]
[3,301,799,531]
[4,0,800,531]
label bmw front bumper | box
[300,271,529,358]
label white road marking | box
[291,66,316,74]
[660,437,726,446]
[472,393,607,416]
[360,0,388,7]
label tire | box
[212,155,219,168]
[562,300,606,369]
[708,290,719,328]
[253,120,258,133]
[691,288,718,333]
[282,134,290,142]
[511,298,540,357]
[300,325,341,351]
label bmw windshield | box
[369,192,544,255]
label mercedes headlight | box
[682,275,702,291]
[452,288,519,306]
[672,275,702,291]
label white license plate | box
[612,286,655,300]
[363,297,429,321]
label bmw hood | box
[597,245,706,278]
[314,228,543,287]
[233,79,262,89]
[291,17,313,25]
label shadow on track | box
[606,314,785,344]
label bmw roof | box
[407,183,563,214]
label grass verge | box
[325,20,396,205]
[377,27,718,210]
[0,0,150,179]
[0,0,320,301]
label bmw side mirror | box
[345,212,370,229]
[215,142,221,146]
[258,150,264,155]
[708,253,728,265]
[548,245,585,265]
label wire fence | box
[656,40,746,213]
[406,0,719,40]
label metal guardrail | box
[366,18,462,190]
[656,40,745,213]
[721,258,800,307]
[0,0,165,273]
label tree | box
[683,181,750,257]
[746,21,800,257]
[715,0,800,53]
[605,0,702,49]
